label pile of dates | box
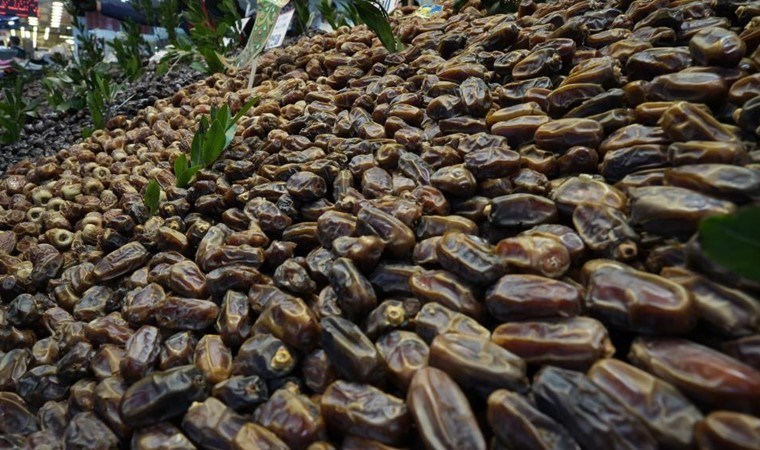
[2,0,760,448]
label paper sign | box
[265,8,295,49]
[380,0,400,13]
[235,0,290,68]
[415,3,443,18]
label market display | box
[1,0,760,448]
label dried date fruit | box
[496,235,571,278]
[629,186,736,237]
[407,367,486,450]
[429,333,528,396]
[321,380,410,445]
[410,269,483,319]
[321,316,386,384]
[254,384,327,449]
[375,330,430,391]
[487,390,580,450]
[486,274,582,321]
[588,359,703,449]
[629,337,760,413]
[695,411,760,450]
[120,365,208,427]
[533,366,657,450]
[582,259,695,334]
[212,375,268,411]
[194,335,232,384]
[232,334,296,379]
[492,317,614,370]
[131,423,197,450]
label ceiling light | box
[8,21,15,26]
[29,17,38,26]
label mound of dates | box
[2,0,760,448]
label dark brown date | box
[532,366,657,450]
[487,390,580,450]
[629,337,760,413]
[407,367,486,450]
[321,380,410,445]
[588,359,703,449]
[429,333,527,396]
[120,365,208,427]
[486,274,582,321]
[492,316,614,370]
[582,259,695,334]
[321,316,386,384]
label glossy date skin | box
[429,333,528,397]
[321,380,410,445]
[695,411,760,450]
[533,366,657,450]
[582,259,695,334]
[588,359,703,449]
[486,274,582,321]
[629,337,760,414]
[119,365,208,427]
[492,316,614,370]
[407,367,486,450]
[487,390,580,450]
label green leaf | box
[231,96,259,125]
[156,59,170,76]
[353,0,399,53]
[174,153,189,179]
[190,116,209,167]
[174,154,201,188]
[198,47,226,74]
[204,115,228,165]
[700,207,760,283]
[144,180,161,216]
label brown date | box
[407,367,486,450]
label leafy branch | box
[0,77,39,144]
[144,179,161,216]
[353,0,402,53]
[175,97,259,188]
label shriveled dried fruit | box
[533,366,657,450]
[407,367,486,450]
[629,337,760,413]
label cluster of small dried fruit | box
[1,0,760,448]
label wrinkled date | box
[533,366,657,450]
[407,367,486,450]
[120,365,208,427]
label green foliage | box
[700,207,760,283]
[144,180,162,216]
[43,77,67,111]
[353,0,402,52]
[84,71,123,135]
[175,97,259,188]
[181,0,243,74]
[45,8,108,114]
[318,0,356,29]
[157,0,182,46]
[0,77,39,144]
[293,0,316,35]
[130,0,158,26]
[109,20,149,81]
[131,0,182,47]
